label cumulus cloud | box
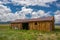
[54,10,60,15]
[0,4,22,22]
[0,4,12,22]
[16,7,51,19]
[0,5,33,22]
[55,15,60,24]
[0,1,3,4]
[0,5,11,14]
[54,10,60,24]
[0,5,51,22]
[31,10,51,18]
[56,3,60,8]
[15,7,33,19]
[0,0,11,4]
[11,0,57,7]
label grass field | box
[0,24,60,40]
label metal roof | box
[11,16,54,23]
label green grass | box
[0,25,60,40]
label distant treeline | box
[55,24,60,26]
[0,22,10,24]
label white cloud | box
[0,6,51,22]
[15,7,33,19]
[0,4,20,22]
[0,4,12,22]
[0,0,11,4]
[0,5,33,22]
[0,1,3,5]
[0,5,11,14]
[11,0,57,7]
[55,15,60,24]
[54,10,60,24]
[54,10,60,15]
[16,7,51,19]
[56,3,60,8]
[21,6,33,14]
[31,10,51,18]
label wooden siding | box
[11,23,22,30]
[11,21,54,32]
[28,21,53,31]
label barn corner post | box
[51,16,55,31]
[53,16,55,30]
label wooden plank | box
[45,22,51,31]
[39,22,42,31]
[29,22,33,30]
[38,22,40,30]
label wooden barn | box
[10,16,55,31]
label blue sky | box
[0,0,60,24]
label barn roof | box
[11,16,54,23]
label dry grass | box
[0,24,10,26]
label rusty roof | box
[11,16,54,23]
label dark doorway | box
[22,23,29,30]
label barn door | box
[22,23,29,30]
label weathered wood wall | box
[29,21,54,31]
[11,21,54,31]
[11,23,22,30]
